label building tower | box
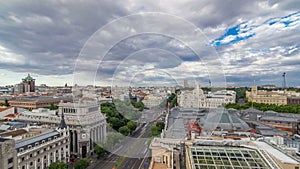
[22,74,35,92]
[184,80,189,88]
[282,72,287,90]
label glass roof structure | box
[199,108,251,131]
[189,146,270,169]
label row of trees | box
[101,101,137,134]
[131,101,144,111]
[151,122,165,137]
[49,159,89,169]
[225,102,300,114]
[93,101,140,158]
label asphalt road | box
[88,108,160,169]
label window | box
[28,145,32,149]
[8,157,13,164]
[30,154,32,158]
[30,162,33,166]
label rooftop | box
[15,129,60,150]
[199,108,251,131]
[189,145,270,169]
[22,74,35,81]
[253,141,299,164]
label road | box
[88,108,160,169]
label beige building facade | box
[246,86,287,105]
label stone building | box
[16,101,107,158]
[0,138,18,169]
[16,125,69,169]
[177,82,236,108]
[246,86,287,105]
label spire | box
[59,110,68,129]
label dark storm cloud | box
[0,0,300,86]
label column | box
[96,127,99,142]
[94,129,96,142]
[98,126,101,141]
[103,123,106,140]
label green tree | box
[94,143,106,158]
[49,103,58,110]
[119,126,130,136]
[49,162,67,169]
[108,117,126,131]
[127,121,137,131]
[74,159,89,169]
[4,99,9,107]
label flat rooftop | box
[253,141,299,164]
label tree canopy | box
[74,159,89,169]
[49,162,67,169]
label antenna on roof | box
[282,72,286,90]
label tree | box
[94,143,106,158]
[119,126,130,136]
[4,99,9,107]
[127,121,137,132]
[49,162,67,169]
[49,103,58,110]
[74,159,89,169]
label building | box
[177,82,236,108]
[142,94,165,108]
[198,108,252,134]
[22,74,35,92]
[0,106,15,120]
[246,86,287,105]
[149,137,300,169]
[183,80,189,88]
[186,145,272,169]
[0,138,17,169]
[7,96,73,110]
[15,101,107,158]
[16,127,69,169]
[14,74,36,94]
[288,96,300,105]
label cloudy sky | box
[0,0,299,87]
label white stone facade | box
[178,89,236,108]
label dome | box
[22,74,35,81]
[199,108,251,131]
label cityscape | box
[1,1,300,169]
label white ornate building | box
[142,94,165,108]
[16,101,106,158]
[177,82,236,108]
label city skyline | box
[0,1,300,87]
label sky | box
[0,0,300,87]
